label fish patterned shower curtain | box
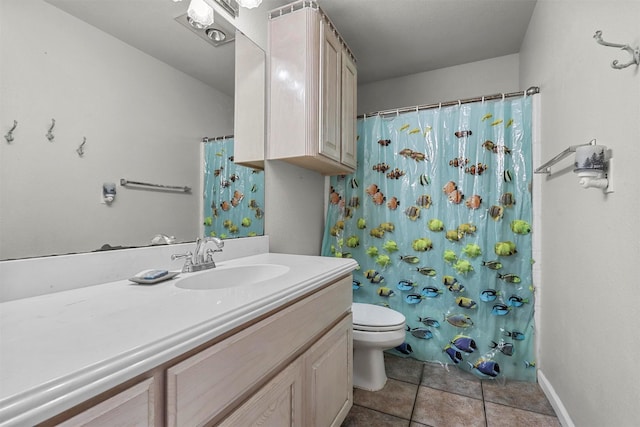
[203,137,265,239]
[321,96,536,381]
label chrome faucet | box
[172,237,224,273]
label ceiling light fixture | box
[236,0,262,9]
[187,0,214,27]
[175,12,235,47]
[206,28,227,43]
[186,16,206,29]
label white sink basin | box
[174,264,290,290]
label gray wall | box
[520,1,640,425]
[265,160,326,255]
[358,54,520,114]
[0,0,234,259]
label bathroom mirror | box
[0,0,266,260]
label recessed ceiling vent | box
[175,12,236,47]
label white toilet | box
[352,302,406,391]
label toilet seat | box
[352,303,405,332]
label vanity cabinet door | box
[304,314,353,427]
[218,315,352,427]
[218,358,303,427]
[341,50,357,170]
[165,276,351,427]
[268,5,357,176]
[319,18,342,164]
[57,378,155,427]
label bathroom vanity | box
[0,253,357,426]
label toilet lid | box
[352,303,406,332]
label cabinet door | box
[341,51,358,169]
[218,358,303,427]
[234,32,265,169]
[166,277,351,427]
[319,19,342,163]
[304,315,353,427]
[57,378,155,427]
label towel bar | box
[534,140,596,174]
[120,178,191,193]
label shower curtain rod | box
[202,134,234,142]
[358,86,540,118]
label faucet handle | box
[171,251,192,261]
[172,251,193,267]
[172,251,194,273]
[205,248,220,263]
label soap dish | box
[129,269,179,285]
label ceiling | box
[45,0,537,94]
[318,0,537,85]
[45,0,242,96]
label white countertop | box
[0,253,357,426]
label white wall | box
[358,54,520,114]
[265,160,326,255]
[0,0,234,259]
[520,1,640,426]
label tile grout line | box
[419,383,485,402]
[480,380,561,418]
[483,400,561,420]
[481,380,489,427]
[407,361,426,424]
[349,403,413,423]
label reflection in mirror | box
[0,0,265,260]
[203,137,264,238]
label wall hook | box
[46,118,56,141]
[76,137,87,157]
[4,120,18,143]
[593,30,640,69]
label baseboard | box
[537,370,575,427]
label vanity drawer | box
[165,276,351,427]
[57,378,155,427]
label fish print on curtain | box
[322,96,536,381]
[203,137,264,239]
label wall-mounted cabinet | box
[233,32,266,169]
[268,2,357,175]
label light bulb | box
[237,0,262,9]
[188,0,214,27]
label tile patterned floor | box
[342,354,560,427]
